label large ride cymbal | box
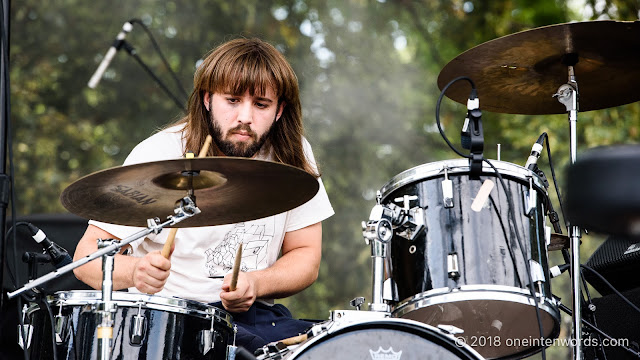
[437,20,640,115]
[60,157,319,228]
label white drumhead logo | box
[369,347,402,360]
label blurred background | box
[3,0,640,359]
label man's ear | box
[275,102,286,121]
[203,92,211,111]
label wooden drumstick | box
[279,333,308,346]
[229,243,243,291]
[161,135,213,259]
[198,135,212,158]
[161,228,178,258]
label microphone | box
[26,223,72,268]
[87,21,134,88]
[525,133,546,171]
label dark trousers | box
[212,302,314,354]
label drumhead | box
[287,318,482,360]
[392,286,560,359]
[33,290,232,326]
[379,159,546,201]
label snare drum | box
[380,159,560,359]
[26,290,234,360]
[257,316,482,360]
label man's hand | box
[132,251,171,294]
[219,271,257,312]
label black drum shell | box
[380,160,560,359]
[26,291,233,360]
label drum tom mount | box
[362,194,425,312]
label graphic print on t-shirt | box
[205,220,274,277]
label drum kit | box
[7,19,640,360]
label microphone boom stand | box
[7,196,200,359]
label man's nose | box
[236,101,253,124]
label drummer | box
[73,37,334,353]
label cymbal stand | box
[553,57,583,360]
[6,195,200,300]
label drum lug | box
[226,325,238,360]
[17,304,33,350]
[525,177,537,216]
[130,302,146,345]
[529,259,546,298]
[447,253,460,279]
[130,314,146,345]
[54,308,70,344]
[200,316,220,355]
[442,167,454,208]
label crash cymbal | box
[437,20,640,114]
[60,157,319,227]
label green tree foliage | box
[8,1,640,358]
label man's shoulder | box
[124,124,186,165]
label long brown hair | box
[173,38,319,177]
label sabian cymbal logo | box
[369,347,402,360]
[112,185,157,205]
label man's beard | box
[209,116,272,158]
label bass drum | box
[272,318,482,360]
[27,290,234,360]
[380,159,560,359]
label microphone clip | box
[466,90,484,178]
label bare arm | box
[219,222,322,312]
[73,224,171,293]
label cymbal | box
[437,20,640,114]
[60,157,319,228]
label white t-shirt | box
[90,124,334,303]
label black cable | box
[557,302,640,358]
[581,264,640,315]
[129,18,190,103]
[488,194,523,287]
[6,223,36,360]
[483,158,547,360]
[545,135,567,232]
[435,76,475,159]
[121,41,187,112]
[0,1,29,357]
[435,77,547,359]
[4,221,28,287]
[42,297,59,360]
